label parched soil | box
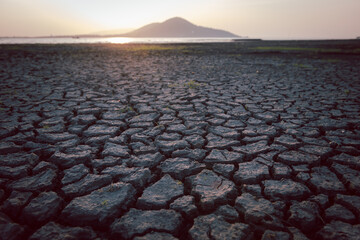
[0,40,360,240]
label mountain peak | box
[163,17,193,25]
[123,17,239,38]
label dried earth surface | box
[1,40,360,239]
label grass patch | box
[252,46,360,54]
[184,80,202,89]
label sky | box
[1,0,359,39]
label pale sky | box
[1,0,359,39]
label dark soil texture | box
[1,40,360,240]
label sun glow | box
[107,37,133,44]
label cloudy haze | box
[1,0,359,39]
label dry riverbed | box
[0,40,360,239]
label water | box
[0,37,238,44]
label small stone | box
[110,209,183,239]
[137,174,184,210]
[29,222,96,240]
[61,182,136,227]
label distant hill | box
[119,17,239,38]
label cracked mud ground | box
[0,41,360,240]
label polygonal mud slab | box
[234,160,270,184]
[137,174,183,209]
[7,169,57,192]
[21,191,63,226]
[232,140,270,156]
[159,157,205,180]
[204,149,244,163]
[49,150,91,169]
[309,167,345,194]
[61,174,112,198]
[133,232,178,240]
[316,221,360,240]
[324,204,356,223]
[189,214,251,240]
[110,208,183,239]
[288,201,320,233]
[187,169,237,211]
[235,193,277,224]
[170,195,198,218]
[61,182,136,227]
[277,150,319,165]
[83,125,119,137]
[261,230,290,240]
[29,221,97,240]
[263,179,311,201]
[0,213,27,240]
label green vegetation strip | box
[252,46,360,53]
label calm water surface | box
[0,37,239,44]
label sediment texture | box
[0,42,360,239]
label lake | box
[0,37,238,44]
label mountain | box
[120,17,239,38]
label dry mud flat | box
[0,40,360,239]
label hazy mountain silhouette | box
[120,17,239,38]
